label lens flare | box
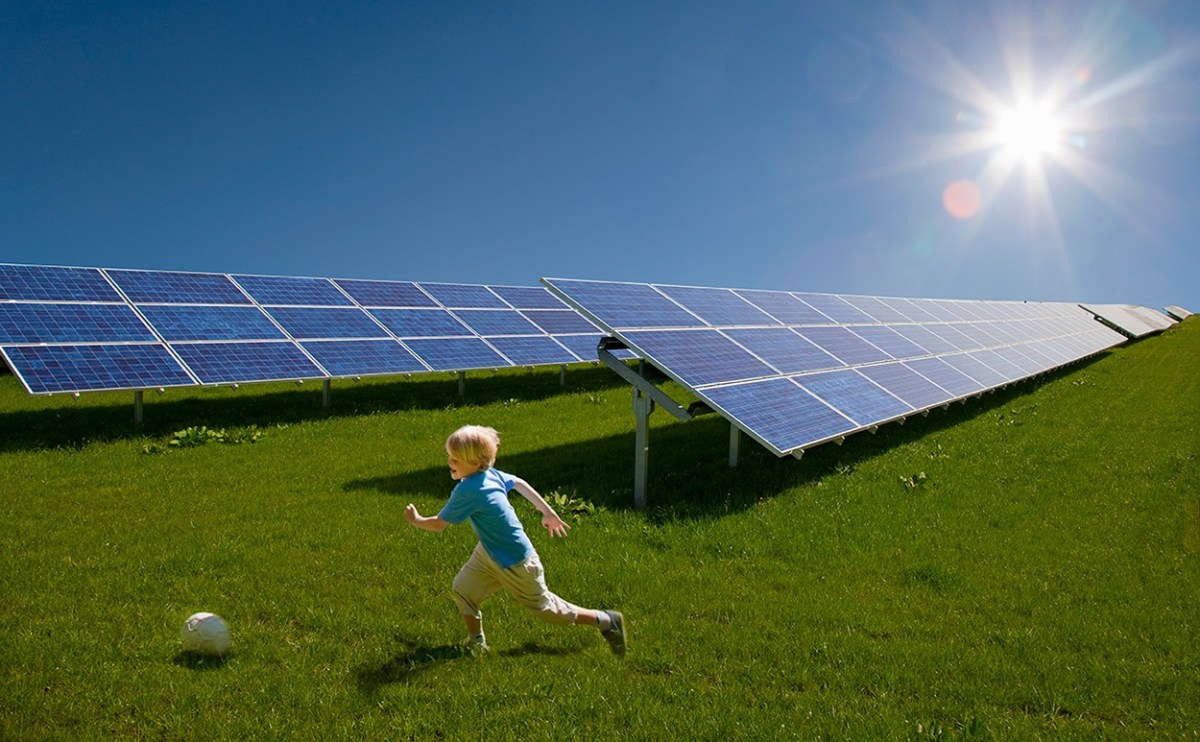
[943,179,982,219]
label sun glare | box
[993,103,1064,161]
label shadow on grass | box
[173,651,231,671]
[0,365,625,454]
[346,356,1109,522]
[355,637,583,691]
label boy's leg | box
[498,554,627,655]
[452,544,502,647]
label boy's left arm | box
[511,478,570,538]
[404,503,449,532]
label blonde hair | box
[445,425,500,471]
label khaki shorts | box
[452,543,582,625]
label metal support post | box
[458,371,466,397]
[322,379,332,409]
[729,423,741,468]
[633,386,654,509]
[134,390,144,424]
[559,364,567,386]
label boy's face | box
[447,451,477,481]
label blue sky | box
[3,1,1198,313]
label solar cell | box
[891,324,958,355]
[419,283,506,309]
[793,369,912,427]
[849,325,927,360]
[905,298,959,322]
[857,363,954,410]
[108,269,250,305]
[522,309,598,335]
[722,327,841,375]
[794,293,875,324]
[138,305,285,342]
[940,352,1008,388]
[0,264,121,302]
[619,329,776,386]
[541,279,705,329]
[173,341,325,384]
[1,344,195,394]
[0,303,157,344]
[702,378,855,454]
[969,349,1023,382]
[266,307,387,340]
[369,309,472,338]
[655,285,780,327]
[300,340,426,377]
[233,275,352,306]
[552,333,610,362]
[404,337,508,371]
[453,309,542,337]
[490,285,567,310]
[487,335,578,366]
[925,323,978,351]
[883,297,938,322]
[843,295,911,324]
[793,326,892,366]
[904,357,985,397]
[733,289,834,325]
[332,279,435,308]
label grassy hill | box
[2,319,1197,739]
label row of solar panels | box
[542,278,1158,457]
[0,263,630,395]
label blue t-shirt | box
[437,467,535,569]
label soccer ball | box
[180,612,232,656]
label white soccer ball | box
[180,612,232,656]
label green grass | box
[2,322,1198,739]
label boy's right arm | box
[405,503,449,532]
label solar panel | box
[1,263,623,397]
[1165,306,1192,321]
[543,278,1129,462]
[0,344,195,394]
[0,264,121,302]
[1079,304,1175,338]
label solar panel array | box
[0,264,622,395]
[1080,303,1177,338]
[1165,306,1193,322]
[544,278,1129,457]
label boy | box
[404,425,626,656]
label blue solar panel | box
[301,340,426,377]
[2,344,196,394]
[522,309,598,335]
[172,341,325,384]
[795,294,875,324]
[793,369,913,427]
[993,346,1041,377]
[370,308,472,338]
[734,289,835,325]
[490,285,567,310]
[842,295,911,324]
[332,279,435,308]
[108,269,250,305]
[904,357,984,397]
[656,285,780,327]
[233,275,352,306]
[620,329,776,387]
[849,326,927,360]
[794,326,892,365]
[404,337,508,371]
[542,279,706,329]
[453,310,542,337]
[925,324,978,351]
[857,363,954,410]
[948,323,996,350]
[882,297,938,323]
[553,333,624,362]
[0,304,157,344]
[138,305,284,342]
[702,378,856,454]
[266,307,387,340]
[419,283,506,309]
[0,264,121,302]
[723,327,841,374]
[939,352,1008,388]
[892,324,959,355]
[487,335,578,366]
[906,299,959,322]
[967,349,1022,382]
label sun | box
[992,102,1064,162]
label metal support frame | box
[458,371,466,397]
[134,390,144,424]
[559,364,567,386]
[322,379,332,409]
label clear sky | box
[3,1,1198,312]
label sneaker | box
[600,610,626,656]
[461,636,489,657]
